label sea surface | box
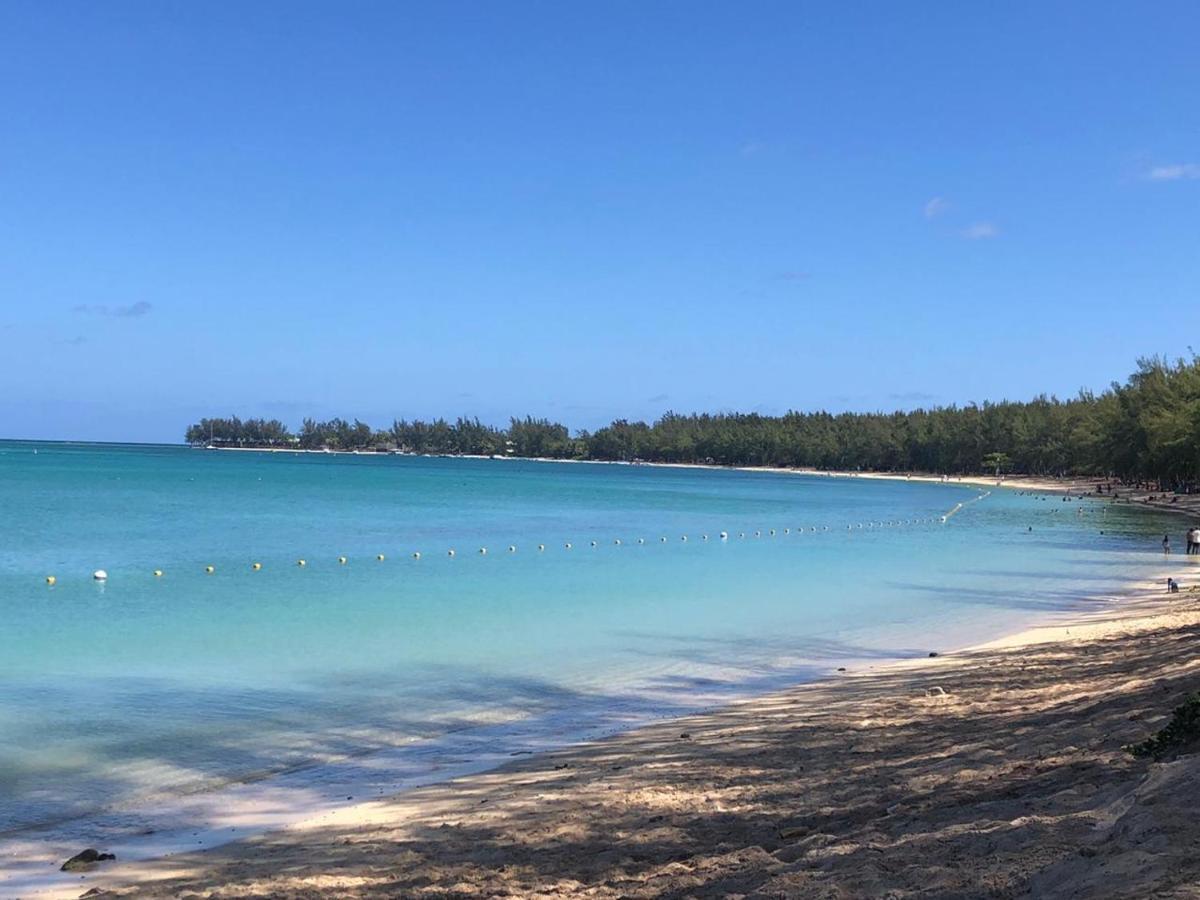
[0,441,1186,890]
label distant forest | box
[185,356,1200,487]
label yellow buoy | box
[252,562,262,570]
[45,575,56,585]
[338,556,347,564]
[153,569,163,577]
[205,565,215,574]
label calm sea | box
[0,441,1186,889]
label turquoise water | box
[0,441,1186,880]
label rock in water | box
[60,849,115,872]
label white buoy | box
[637,538,645,544]
[412,552,421,559]
[448,549,456,557]
[614,539,621,545]
[681,535,688,541]
[660,537,667,543]
[479,547,487,555]
[508,545,517,552]
[93,570,107,581]
[590,540,597,547]
[538,544,545,551]
[719,531,728,540]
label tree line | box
[184,356,1200,487]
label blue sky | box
[1,2,1197,442]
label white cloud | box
[1147,163,1200,181]
[923,196,950,218]
[962,222,999,240]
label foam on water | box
[0,441,1188,892]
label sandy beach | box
[49,559,1200,899]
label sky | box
[1,1,1197,442]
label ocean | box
[0,441,1183,891]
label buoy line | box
[39,510,955,585]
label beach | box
[6,447,1199,898]
[53,561,1200,899]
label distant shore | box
[69,555,1200,898]
[204,444,1200,521]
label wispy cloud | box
[962,222,999,240]
[72,301,153,318]
[923,197,950,219]
[888,390,937,404]
[1147,163,1200,181]
[647,393,670,404]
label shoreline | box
[31,552,1200,898]
[213,444,1200,523]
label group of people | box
[1163,528,1200,593]
[1161,528,1200,554]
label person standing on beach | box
[1163,534,1171,554]
[1188,529,1196,555]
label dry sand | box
[61,572,1200,900]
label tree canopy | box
[185,356,1200,487]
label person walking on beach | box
[1163,534,1171,554]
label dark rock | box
[61,849,115,872]
[679,732,691,740]
[928,651,939,658]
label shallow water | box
[0,441,1187,885]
